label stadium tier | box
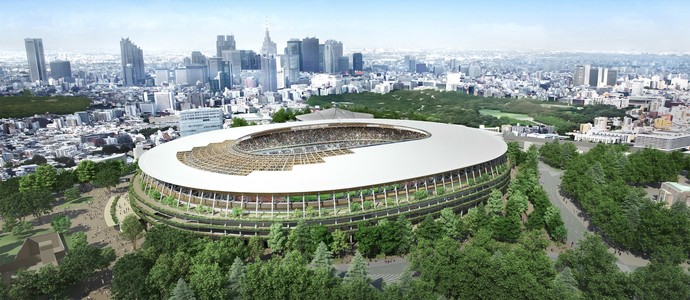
[132,119,510,236]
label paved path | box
[537,161,649,272]
[335,256,408,284]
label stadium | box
[130,119,510,236]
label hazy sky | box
[1,0,689,53]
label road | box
[538,161,649,272]
[335,256,408,286]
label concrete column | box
[225,194,230,217]
[271,194,274,218]
[347,191,352,213]
[318,193,322,217]
[255,194,259,216]
[187,189,193,211]
[176,188,182,208]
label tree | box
[9,269,40,300]
[551,267,582,300]
[34,164,57,191]
[76,160,96,185]
[94,163,121,191]
[344,251,369,283]
[170,278,196,300]
[438,208,463,239]
[415,214,442,242]
[287,219,311,254]
[148,251,191,299]
[227,257,245,299]
[311,241,333,272]
[64,186,80,200]
[50,215,71,234]
[267,223,286,255]
[231,118,249,127]
[248,236,264,261]
[556,234,631,299]
[631,262,690,300]
[121,215,145,250]
[485,189,504,215]
[12,220,33,236]
[112,252,155,299]
[331,229,349,257]
[189,262,230,299]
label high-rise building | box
[261,23,277,56]
[216,35,236,58]
[221,50,242,85]
[607,69,618,86]
[301,37,319,73]
[597,67,609,88]
[120,38,145,86]
[190,51,207,65]
[285,39,302,85]
[240,50,261,70]
[318,44,325,73]
[24,38,47,82]
[574,65,586,86]
[179,108,224,137]
[404,55,416,73]
[337,56,349,74]
[49,60,72,79]
[352,53,363,72]
[583,64,592,86]
[324,40,343,74]
[261,55,277,93]
[588,67,598,87]
[154,91,175,112]
[155,69,169,86]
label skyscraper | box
[285,39,302,85]
[221,50,242,85]
[240,50,261,70]
[301,37,319,73]
[588,68,598,87]
[337,56,349,74]
[261,55,277,93]
[216,35,236,58]
[607,69,618,86]
[190,51,207,65]
[574,65,586,86]
[261,23,277,56]
[324,40,343,74]
[352,53,363,72]
[318,44,325,73]
[24,38,47,82]
[49,60,72,80]
[120,38,145,86]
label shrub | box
[414,190,429,200]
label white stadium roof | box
[139,119,507,194]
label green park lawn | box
[0,95,91,118]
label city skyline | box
[1,0,689,53]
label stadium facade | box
[131,119,510,236]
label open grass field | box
[478,109,533,121]
[0,95,91,118]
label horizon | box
[1,0,689,54]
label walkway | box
[335,256,409,284]
[538,161,650,272]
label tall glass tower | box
[24,38,47,82]
[120,38,145,86]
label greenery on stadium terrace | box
[0,93,91,118]
[307,90,627,133]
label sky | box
[1,0,689,54]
